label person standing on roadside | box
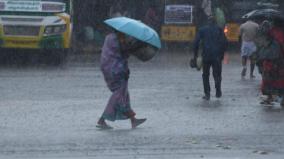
[193,16,228,100]
[239,19,259,79]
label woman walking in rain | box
[96,31,147,129]
[256,20,284,107]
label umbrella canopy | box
[242,9,284,21]
[104,17,161,49]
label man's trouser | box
[202,60,222,96]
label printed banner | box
[5,0,41,12]
[164,5,193,24]
[161,25,196,42]
[0,0,65,12]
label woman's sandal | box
[280,102,284,108]
[131,118,147,129]
[260,100,273,105]
[96,121,113,130]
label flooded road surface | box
[0,51,284,159]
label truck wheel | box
[52,49,68,66]
[42,49,68,66]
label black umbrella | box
[242,9,284,21]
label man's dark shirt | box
[193,23,228,62]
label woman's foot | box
[96,118,113,130]
[260,96,274,105]
[131,118,147,129]
[260,100,273,105]
[280,97,284,108]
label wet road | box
[0,52,284,159]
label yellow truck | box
[0,0,73,64]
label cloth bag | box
[132,45,158,62]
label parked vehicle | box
[0,0,73,64]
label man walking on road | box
[193,16,228,100]
[239,19,259,79]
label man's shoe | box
[216,91,222,98]
[202,95,210,100]
[241,68,247,77]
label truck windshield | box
[0,0,67,14]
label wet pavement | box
[0,51,284,159]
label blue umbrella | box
[104,17,161,49]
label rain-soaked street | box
[0,51,284,159]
